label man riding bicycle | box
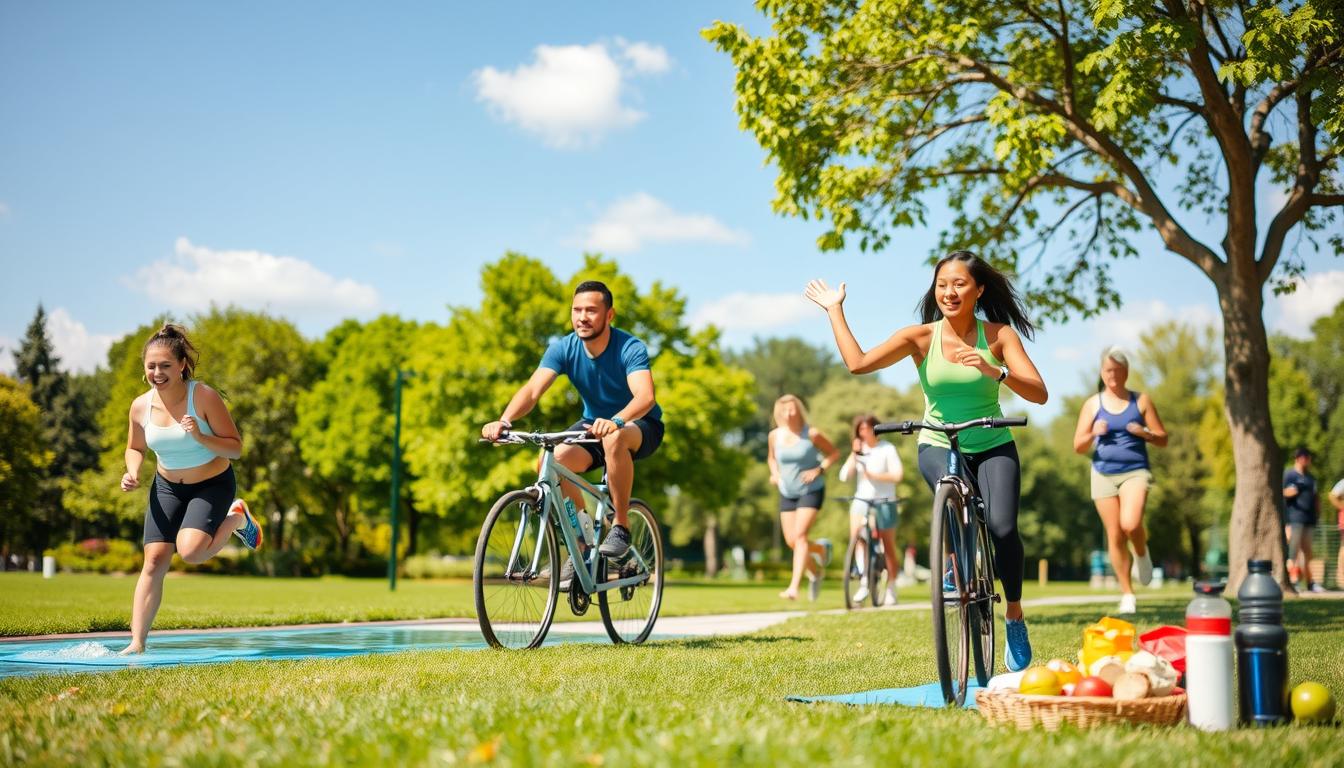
[481,280,664,585]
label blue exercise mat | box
[788,681,983,709]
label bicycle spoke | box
[598,501,663,644]
[475,491,559,649]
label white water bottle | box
[1185,581,1234,731]
[577,510,596,546]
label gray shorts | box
[1286,522,1315,558]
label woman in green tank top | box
[805,251,1048,673]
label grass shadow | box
[662,634,808,650]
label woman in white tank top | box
[117,324,262,654]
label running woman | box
[839,413,903,606]
[768,394,839,601]
[119,324,262,654]
[1072,347,1167,614]
[805,251,1049,671]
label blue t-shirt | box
[539,328,663,422]
[1283,468,1317,525]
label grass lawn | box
[0,572,1185,636]
[1,596,1341,766]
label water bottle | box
[1185,581,1234,731]
[563,498,581,537]
[577,510,596,546]
[1235,560,1290,726]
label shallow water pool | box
[0,625,619,678]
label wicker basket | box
[975,690,1187,731]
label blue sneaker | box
[1004,618,1032,672]
[229,499,263,551]
[942,568,955,593]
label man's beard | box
[576,319,607,339]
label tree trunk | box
[1220,271,1289,592]
[703,516,719,577]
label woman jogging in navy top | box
[1072,347,1167,614]
[118,324,262,654]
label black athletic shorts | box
[565,417,665,469]
[779,487,826,512]
[143,465,236,545]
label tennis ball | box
[1291,682,1336,723]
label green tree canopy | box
[726,336,847,459]
[295,315,421,559]
[707,1,1343,588]
[0,376,51,556]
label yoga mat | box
[788,681,983,709]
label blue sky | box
[2,1,1340,422]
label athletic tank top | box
[142,380,218,470]
[775,426,824,498]
[916,319,1013,454]
[1091,391,1149,474]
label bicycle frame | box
[937,433,996,607]
[518,447,652,596]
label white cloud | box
[582,193,749,253]
[129,238,379,319]
[617,39,671,74]
[472,40,668,148]
[1270,269,1344,337]
[46,308,119,373]
[0,201,10,217]
[690,292,814,334]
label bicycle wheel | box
[969,514,997,686]
[598,499,664,644]
[473,489,560,649]
[842,528,866,610]
[930,482,970,705]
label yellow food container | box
[1079,616,1136,671]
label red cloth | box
[1139,625,1188,674]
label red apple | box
[1072,676,1113,698]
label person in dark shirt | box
[1283,447,1322,593]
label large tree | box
[707,1,1342,589]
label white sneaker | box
[1131,548,1153,587]
[883,588,898,606]
[1117,593,1137,614]
[853,583,870,603]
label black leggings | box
[917,441,1024,603]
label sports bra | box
[142,380,218,470]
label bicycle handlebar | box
[873,416,1027,436]
[478,429,600,447]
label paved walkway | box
[7,589,1339,644]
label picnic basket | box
[974,689,1187,731]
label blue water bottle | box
[1234,559,1290,726]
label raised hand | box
[1092,419,1108,437]
[804,279,846,310]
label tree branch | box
[1259,89,1323,282]
[1309,195,1344,207]
[1249,47,1343,172]
[946,51,1224,279]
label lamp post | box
[388,368,412,591]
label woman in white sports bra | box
[118,323,262,654]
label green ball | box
[1290,681,1336,723]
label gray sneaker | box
[538,557,576,591]
[598,524,631,560]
